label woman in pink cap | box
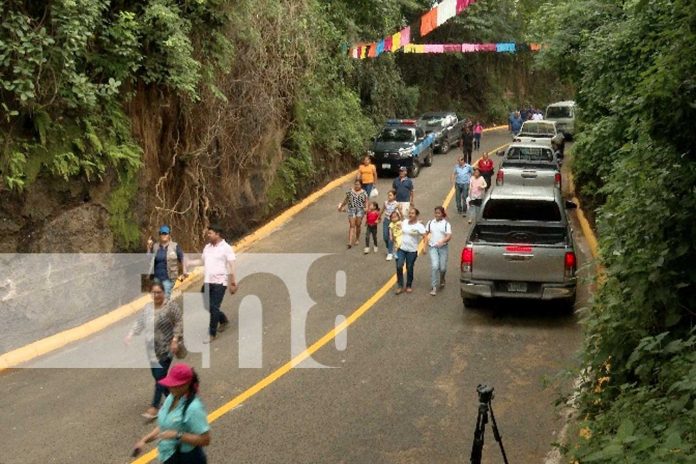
[133,363,211,463]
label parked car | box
[369,119,435,178]
[514,120,566,155]
[495,143,562,190]
[416,112,464,154]
[545,101,576,140]
[460,185,577,311]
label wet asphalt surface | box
[0,130,590,463]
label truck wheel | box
[423,150,433,167]
[463,296,478,309]
[408,161,421,178]
[440,140,449,154]
[559,296,576,314]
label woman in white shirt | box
[395,207,427,294]
[425,206,452,296]
[468,168,488,224]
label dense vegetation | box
[535,0,696,461]
[0,0,564,251]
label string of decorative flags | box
[401,42,543,54]
[348,0,544,59]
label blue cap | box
[159,225,171,234]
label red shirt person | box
[474,152,494,190]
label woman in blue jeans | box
[425,206,452,296]
[124,281,183,420]
[395,207,426,294]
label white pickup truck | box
[460,185,577,311]
[514,120,565,155]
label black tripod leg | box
[470,406,486,464]
[488,402,510,464]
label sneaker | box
[430,287,437,296]
[373,246,378,253]
[363,247,369,254]
[202,334,217,344]
[405,287,413,294]
[386,254,393,261]
[468,219,472,224]
[395,287,403,295]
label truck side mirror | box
[496,150,505,156]
[565,200,578,209]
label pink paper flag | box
[481,43,497,52]
[462,43,476,53]
[384,36,393,52]
[424,44,444,53]
[444,44,462,53]
[400,26,411,47]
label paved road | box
[0,129,589,463]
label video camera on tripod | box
[470,384,510,464]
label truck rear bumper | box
[460,279,576,300]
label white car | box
[545,101,576,139]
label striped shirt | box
[130,300,183,361]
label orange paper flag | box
[420,8,438,37]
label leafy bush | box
[537,0,696,461]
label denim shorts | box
[347,208,365,219]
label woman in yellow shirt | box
[357,155,378,197]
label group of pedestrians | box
[125,222,242,462]
[339,148,494,296]
[508,107,544,138]
[450,152,491,224]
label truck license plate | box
[381,163,391,169]
[507,282,528,293]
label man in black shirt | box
[460,126,474,164]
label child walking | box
[364,202,380,254]
[388,210,403,258]
[383,190,399,261]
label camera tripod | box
[470,385,510,464]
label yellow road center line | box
[132,136,510,464]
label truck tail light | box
[564,251,576,279]
[496,170,504,186]
[461,246,474,272]
[555,172,562,189]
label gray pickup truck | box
[514,120,566,155]
[495,143,561,189]
[460,185,577,310]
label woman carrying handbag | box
[133,363,210,463]
[125,280,187,421]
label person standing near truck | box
[392,167,414,217]
[467,168,488,224]
[357,155,378,197]
[460,126,474,163]
[425,206,452,296]
[474,152,494,191]
[510,111,524,137]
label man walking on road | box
[451,157,473,216]
[510,111,524,138]
[188,224,238,343]
[392,167,414,218]
[460,126,474,163]
[147,225,186,298]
